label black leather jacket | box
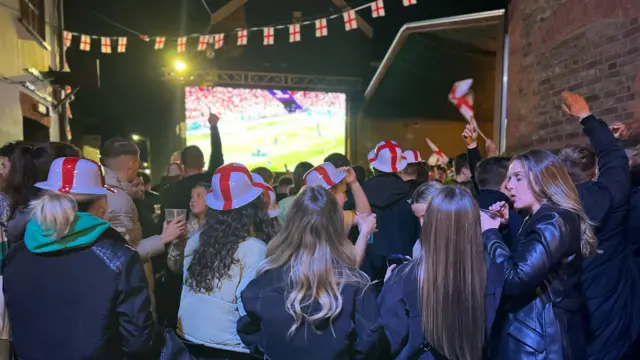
[4,228,155,359]
[483,204,586,360]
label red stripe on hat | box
[313,165,337,187]
[58,157,81,193]
[412,150,419,162]
[253,182,273,208]
[215,163,253,210]
[376,140,399,172]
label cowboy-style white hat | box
[206,163,263,211]
[251,173,279,218]
[304,162,346,190]
[35,157,115,195]
[368,140,407,173]
[403,149,423,164]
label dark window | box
[20,0,46,42]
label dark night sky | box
[63,0,505,182]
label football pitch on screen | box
[187,114,345,172]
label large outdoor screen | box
[185,86,346,172]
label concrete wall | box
[506,0,640,151]
[353,114,493,167]
[0,0,60,145]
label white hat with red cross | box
[303,162,346,190]
[35,157,115,195]
[251,173,279,218]
[368,140,407,173]
[403,149,423,164]
[206,163,263,211]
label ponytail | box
[29,191,77,238]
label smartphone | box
[386,254,411,268]
[480,209,500,219]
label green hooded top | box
[25,212,110,254]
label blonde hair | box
[29,191,78,238]
[258,185,369,337]
[419,186,486,360]
[513,149,598,256]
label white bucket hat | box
[251,173,279,218]
[368,140,407,173]
[304,162,346,190]
[206,163,263,211]
[403,149,423,164]
[35,157,115,195]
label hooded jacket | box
[361,173,420,283]
[4,213,155,359]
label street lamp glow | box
[131,134,142,142]
[174,60,187,72]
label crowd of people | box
[0,90,639,360]
[185,87,346,126]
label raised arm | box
[482,212,571,295]
[207,113,224,172]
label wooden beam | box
[331,0,373,38]
[210,0,250,24]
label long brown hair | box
[512,149,597,256]
[419,186,485,360]
[258,185,368,336]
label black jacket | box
[237,266,387,360]
[378,258,504,359]
[476,189,523,251]
[4,228,155,359]
[629,168,640,260]
[483,205,586,360]
[574,115,638,360]
[361,174,420,283]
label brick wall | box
[506,0,640,152]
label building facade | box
[0,0,62,145]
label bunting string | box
[64,0,418,53]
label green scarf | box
[25,212,110,253]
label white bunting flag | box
[213,33,224,49]
[237,29,248,46]
[100,37,111,54]
[154,37,166,50]
[117,37,127,53]
[263,27,274,45]
[371,0,386,18]
[63,31,72,48]
[79,34,91,51]
[343,10,357,31]
[197,35,208,51]
[315,18,328,37]
[402,0,417,6]
[289,24,301,43]
[177,37,187,52]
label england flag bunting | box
[117,37,127,53]
[237,29,248,46]
[213,33,224,49]
[371,0,386,18]
[154,37,166,50]
[289,24,301,43]
[68,1,427,53]
[100,37,111,54]
[343,10,357,31]
[197,35,208,51]
[315,18,328,37]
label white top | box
[177,234,267,352]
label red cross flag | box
[154,36,166,50]
[214,33,224,49]
[79,34,91,51]
[237,29,248,46]
[197,35,208,51]
[100,37,112,54]
[289,24,301,43]
[139,35,150,41]
[315,18,328,37]
[177,37,187,52]
[403,0,417,6]
[343,10,357,31]
[448,79,475,122]
[425,138,449,166]
[117,37,127,53]
[63,31,72,49]
[263,27,274,45]
[371,0,386,18]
